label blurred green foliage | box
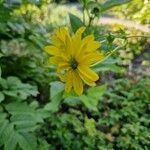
[0,0,150,150]
[111,0,150,25]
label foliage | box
[111,0,150,25]
[0,0,150,150]
[39,75,150,150]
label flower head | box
[45,27,103,95]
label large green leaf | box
[93,57,126,73]
[0,101,41,150]
[0,92,4,103]
[88,84,107,99]
[44,81,64,112]
[3,76,38,100]
[100,0,130,12]
[79,85,106,111]
[69,13,84,33]
[17,132,37,150]
[79,95,98,111]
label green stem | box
[83,4,86,25]
[126,35,150,39]
[91,44,125,67]
[96,35,150,40]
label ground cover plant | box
[0,0,150,150]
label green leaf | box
[0,120,37,150]
[44,81,64,112]
[0,4,11,22]
[5,129,17,150]
[88,84,107,99]
[79,95,98,111]
[84,116,97,137]
[50,81,64,99]
[44,91,63,112]
[69,13,84,33]
[0,122,14,146]
[0,92,4,103]
[17,132,37,150]
[100,0,130,12]
[93,57,126,73]
[0,120,9,146]
[0,66,1,77]
[0,112,7,123]
[3,76,38,100]
[6,102,34,115]
[79,85,106,111]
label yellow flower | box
[45,27,103,95]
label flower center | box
[70,58,78,70]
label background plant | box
[0,0,150,149]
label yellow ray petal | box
[72,27,86,57]
[58,63,70,71]
[48,56,67,65]
[77,69,96,86]
[48,57,59,64]
[44,46,60,56]
[78,65,99,81]
[75,27,86,35]
[65,70,73,93]
[72,71,83,95]
[82,35,94,44]
[52,27,70,49]
[85,41,101,53]
[79,51,104,65]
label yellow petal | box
[48,57,59,64]
[48,56,67,65]
[82,35,94,44]
[44,46,60,56]
[78,65,99,81]
[71,27,85,57]
[75,27,86,36]
[64,70,73,93]
[58,63,70,71]
[85,41,101,53]
[77,69,96,86]
[72,71,83,95]
[52,27,70,49]
[79,52,104,65]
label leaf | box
[50,81,64,99]
[44,91,63,112]
[0,92,4,103]
[0,66,1,77]
[84,116,97,137]
[69,13,84,33]
[0,120,9,146]
[0,122,14,147]
[5,102,44,133]
[0,120,37,150]
[88,84,107,99]
[100,0,130,12]
[79,85,106,111]
[79,95,98,111]
[3,76,38,100]
[44,81,64,112]
[93,57,126,73]
[0,112,7,123]
[17,132,37,150]
[5,129,17,150]
[0,4,11,22]
[6,102,34,115]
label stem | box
[83,4,86,25]
[126,35,150,39]
[96,35,150,40]
[91,44,126,67]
